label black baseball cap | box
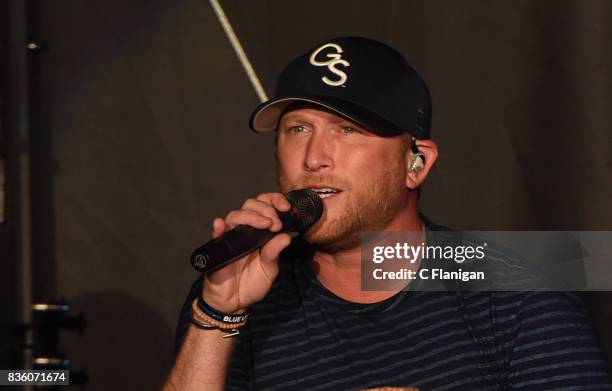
[249,36,432,139]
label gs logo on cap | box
[309,43,350,87]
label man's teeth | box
[310,188,341,198]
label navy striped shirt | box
[175,220,611,390]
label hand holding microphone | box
[193,189,322,313]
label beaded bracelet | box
[190,312,241,338]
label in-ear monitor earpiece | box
[409,137,425,172]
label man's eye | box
[342,127,355,133]
[289,125,305,133]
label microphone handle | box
[191,225,276,273]
[191,207,301,273]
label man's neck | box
[312,207,425,304]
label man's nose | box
[304,131,334,172]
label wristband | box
[197,295,249,324]
[192,299,247,329]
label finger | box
[256,192,291,212]
[259,233,292,263]
[256,233,291,283]
[211,217,225,239]
[242,198,282,217]
[225,209,273,230]
[254,193,291,232]
[242,198,284,232]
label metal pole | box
[8,0,33,382]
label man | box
[164,37,611,390]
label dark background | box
[2,1,611,389]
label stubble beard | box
[277,159,407,253]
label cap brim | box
[249,95,407,137]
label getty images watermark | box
[371,240,487,282]
[361,231,612,291]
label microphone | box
[191,189,323,273]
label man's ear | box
[405,139,438,189]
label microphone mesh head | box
[285,189,324,232]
